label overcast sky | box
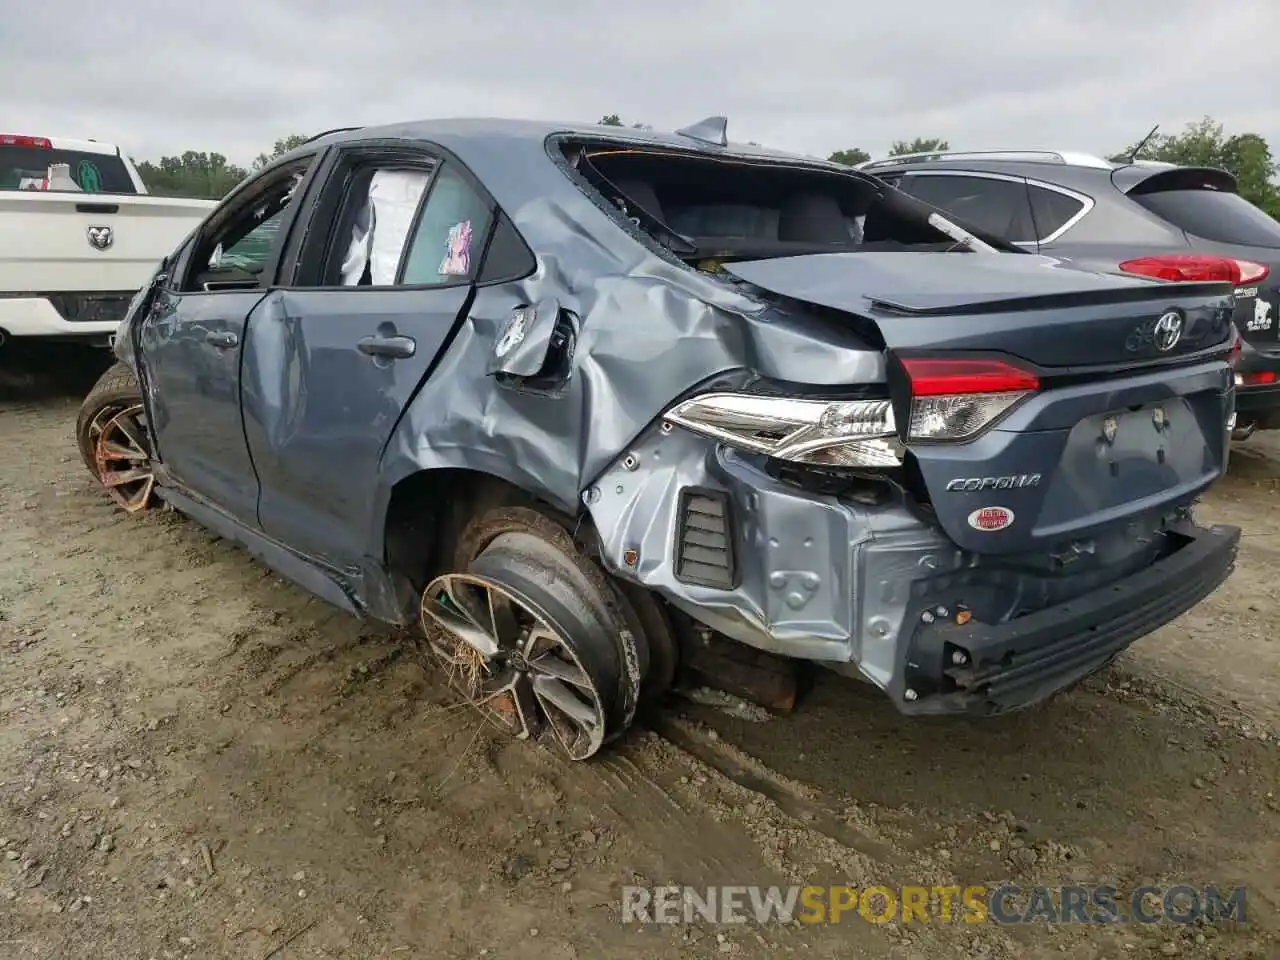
[7,0,1279,166]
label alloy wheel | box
[420,570,610,760]
[89,403,154,513]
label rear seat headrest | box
[778,192,851,244]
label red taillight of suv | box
[900,357,1040,442]
[1238,371,1276,387]
[1119,255,1271,286]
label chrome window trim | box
[898,169,1095,245]
[858,149,1112,171]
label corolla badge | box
[944,474,1040,492]
[1153,311,1184,352]
[86,225,113,251]
[967,506,1015,531]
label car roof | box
[261,117,886,264]
[857,150,1238,194]
[297,116,836,167]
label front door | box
[241,146,499,567]
[138,157,318,523]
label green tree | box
[889,137,950,156]
[134,151,249,200]
[252,134,312,171]
[1110,117,1280,218]
[828,147,870,166]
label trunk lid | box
[725,252,1236,555]
[725,252,1234,366]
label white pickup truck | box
[0,134,218,348]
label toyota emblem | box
[86,225,113,251]
[1153,311,1184,352]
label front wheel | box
[75,363,155,514]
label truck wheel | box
[75,363,155,514]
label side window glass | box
[332,167,434,286]
[400,165,494,286]
[905,174,1035,243]
[477,211,536,284]
[182,162,311,292]
[1028,185,1086,241]
[217,210,283,272]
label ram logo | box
[86,225,113,251]
[945,474,1042,492]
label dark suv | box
[859,150,1280,438]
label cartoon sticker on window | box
[77,160,102,193]
[439,220,473,276]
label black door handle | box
[357,334,416,360]
[205,330,239,349]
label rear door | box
[240,141,503,568]
[138,155,319,524]
[1122,168,1280,349]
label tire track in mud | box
[646,712,905,869]
[6,387,1280,958]
[568,745,765,883]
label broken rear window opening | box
[558,141,1017,263]
[0,146,137,194]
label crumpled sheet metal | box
[336,119,896,653]
[584,419,963,684]
[367,120,885,521]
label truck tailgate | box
[0,192,215,293]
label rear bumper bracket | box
[898,523,1240,715]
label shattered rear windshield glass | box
[0,146,137,194]
[564,143,993,259]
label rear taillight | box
[1235,261,1272,284]
[1119,255,1271,286]
[0,134,52,148]
[1238,371,1276,387]
[901,357,1039,442]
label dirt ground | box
[1,355,1277,960]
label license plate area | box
[50,294,130,324]
[1238,287,1279,341]
[1086,402,1183,475]
[1045,397,1212,523]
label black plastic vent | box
[674,488,737,589]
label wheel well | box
[383,468,578,588]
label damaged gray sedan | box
[80,116,1242,759]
